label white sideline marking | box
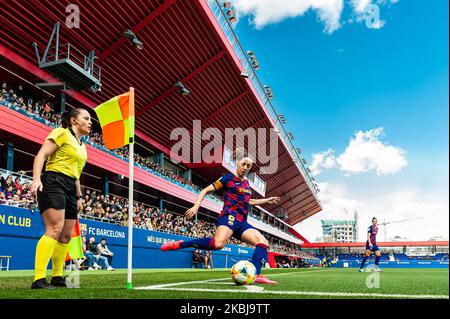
[138,287,448,299]
[135,270,448,299]
[136,270,320,290]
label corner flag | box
[94,88,135,149]
[65,216,83,261]
[94,87,136,289]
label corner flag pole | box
[127,87,135,290]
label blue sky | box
[230,0,449,241]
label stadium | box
[0,0,448,302]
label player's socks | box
[34,235,58,281]
[51,241,68,278]
[375,255,380,266]
[360,256,368,269]
[251,243,268,275]
[180,238,217,250]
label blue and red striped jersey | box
[368,225,378,244]
[211,173,252,222]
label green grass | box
[0,268,448,299]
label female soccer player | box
[161,150,281,284]
[359,217,382,272]
[30,108,91,289]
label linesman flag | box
[94,88,135,149]
[65,216,83,261]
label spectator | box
[86,236,114,271]
[97,238,114,270]
[204,250,213,270]
[192,249,204,268]
[82,236,100,270]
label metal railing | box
[206,0,319,195]
[43,43,101,81]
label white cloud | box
[347,0,398,29]
[350,0,372,13]
[233,0,344,33]
[336,127,407,176]
[294,183,449,242]
[232,0,398,33]
[309,149,337,176]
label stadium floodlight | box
[123,29,143,50]
[223,0,232,9]
[240,71,250,78]
[277,114,287,124]
[132,37,143,50]
[123,29,135,40]
[226,9,234,16]
[302,158,307,164]
[264,85,273,99]
[295,147,302,154]
[174,81,190,96]
[288,132,295,140]
[247,50,254,56]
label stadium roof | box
[0,0,321,225]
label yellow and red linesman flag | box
[94,88,135,149]
[65,216,83,261]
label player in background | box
[359,217,382,272]
[161,149,280,284]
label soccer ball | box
[231,260,257,285]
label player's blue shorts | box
[216,214,255,240]
[366,241,379,252]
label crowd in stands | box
[249,211,295,238]
[319,252,450,262]
[79,188,250,247]
[0,171,36,210]
[275,254,321,268]
[0,168,308,256]
[1,82,62,128]
[91,139,222,203]
[1,82,222,204]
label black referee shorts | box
[37,171,78,220]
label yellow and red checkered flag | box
[94,88,135,149]
[65,216,83,261]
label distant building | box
[321,216,358,243]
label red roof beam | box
[98,0,178,61]
[136,50,226,117]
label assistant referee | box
[30,108,91,289]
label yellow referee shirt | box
[45,128,87,179]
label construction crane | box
[379,217,424,241]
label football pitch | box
[0,268,448,299]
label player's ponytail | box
[61,108,83,129]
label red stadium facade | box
[0,1,321,258]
